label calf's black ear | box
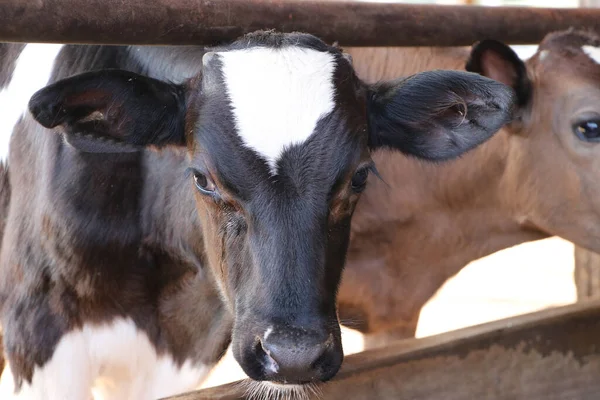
[367,69,515,161]
[28,69,187,153]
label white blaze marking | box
[0,44,63,165]
[582,45,600,64]
[219,47,336,175]
[0,318,209,400]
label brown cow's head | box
[466,29,600,254]
[28,31,514,387]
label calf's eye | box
[574,120,600,141]
[351,168,369,193]
[193,171,216,194]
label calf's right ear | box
[28,69,187,153]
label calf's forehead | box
[533,32,600,82]
[212,46,338,175]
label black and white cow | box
[0,31,514,399]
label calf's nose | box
[258,327,340,383]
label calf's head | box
[28,32,514,384]
[466,30,600,254]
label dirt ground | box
[200,236,577,388]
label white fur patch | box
[219,47,336,175]
[0,318,209,400]
[538,50,550,61]
[0,44,63,165]
[263,326,273,341]
[582,45,600,64]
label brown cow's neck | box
[347,47,470,84]
[339,131,547,344]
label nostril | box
[256,338,279,375]
[312,343,337,373]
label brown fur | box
[338,31,600,347]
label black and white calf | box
[0,31,514,399]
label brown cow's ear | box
[28,69,187,153]
[466,39,531,107]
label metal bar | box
[168,299,600,399]
[0,0,599,47]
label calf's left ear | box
[367,70,515,161]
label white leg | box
[0,334,93,400]
[0,318,212,400]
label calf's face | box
[466,30,600,254]
[28,32,514,385]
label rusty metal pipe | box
[0,0,599,47]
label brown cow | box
[338,29,600,348]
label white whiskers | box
[239,380,322,400]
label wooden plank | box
[574,246,600,300]
[167,299,600,400]
[0,1,599,47]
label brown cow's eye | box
[574,120,600,141]
[193,171,216,194]
[351,168,369,193]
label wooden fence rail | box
[166,299,600,400]
[1,1,600,46]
